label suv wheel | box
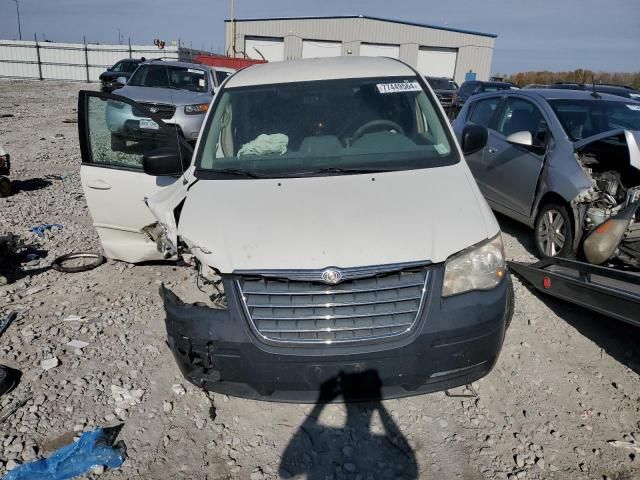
[534,203,574,258]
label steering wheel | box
[351,119,405,143]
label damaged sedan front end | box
[571,129,640,268]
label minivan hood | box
[175,164,498,273]
[115,86,211,106]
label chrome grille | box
[133,103,175,120]
[238,267,429,345]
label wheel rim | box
[538,209,566,256]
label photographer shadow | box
[279,370,418,480]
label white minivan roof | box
[226,56,416,88]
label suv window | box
[128,65,208,92]
[111,61,125,73]
[461,83,477,96]
[427,78,457,90]
[496,98,549,146]
[468,97,500,127]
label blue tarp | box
[30,224,63,238]
[3,428,125,480]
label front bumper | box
[163,266,512,402]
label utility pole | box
[230,0,236,56]
[117,28,122,45]
[12,0,22,40]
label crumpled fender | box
[145,166,197,253]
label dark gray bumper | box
[162,266,513,402]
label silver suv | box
[106,60,233,145]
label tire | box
[111,133,126,151]
[534,203,574,259]
[51,252,106,273]
[0,177,11,198]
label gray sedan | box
[452,89,640,264]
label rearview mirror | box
[142,147,191,176]
[460,124,488,155]
[505,131,533,147]
[116,76,127,85]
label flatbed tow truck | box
[509,257,640,326]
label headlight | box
[442,233,506,297]
[184,103,209,114]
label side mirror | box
[116,76,127,85]
[505,130,533,147]
[143,147,191,176]
[460,124,488,155]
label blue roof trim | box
[224,15,498,39]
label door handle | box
[487,147,498,154]
[87,179,112,190]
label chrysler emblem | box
[321,269,342,285]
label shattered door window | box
[86,96,178,169]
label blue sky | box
[0,0,638,74]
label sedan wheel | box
[534,203,574,259]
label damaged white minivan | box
[78,56,513,401]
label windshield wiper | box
[297,167,395,176]
[208,168,264,179]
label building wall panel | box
[228,17,495,83]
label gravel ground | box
[0,79,639,480]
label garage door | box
[245,37,284,62]
[302,40,342,59]
[360,43,400,58]
[417,48,457,78]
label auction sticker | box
[377,81,422,94]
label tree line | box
[499,70,640,89]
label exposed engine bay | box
[575,132,640,268]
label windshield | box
[549,99,640,140]
[111,61,138,73]
[197,77,457,178]
[427,78,458,90]
[128,65,208,92]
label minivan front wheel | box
[534,203,574,258]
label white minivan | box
[78,56,513,401]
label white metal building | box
[225,15,496,85]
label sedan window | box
[549,99,640,140]
[496,98,549,146]
[468,97,500,127]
